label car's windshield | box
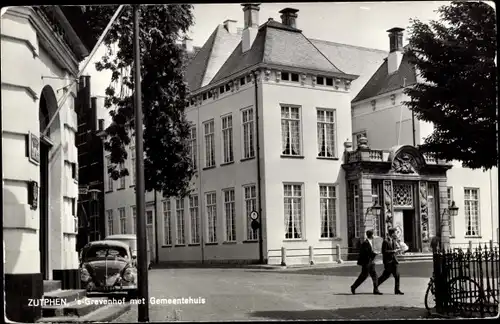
[84,245,129,260]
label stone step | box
[43,280,62,294]
[41,297,107,318]
[36,301,131,323]
[43,289,86,303]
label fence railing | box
[268,245,362,266]
[433,243,499,318]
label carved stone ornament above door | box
[389,145,426,174]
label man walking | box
[351,230,382,295]
[377,228,404,295]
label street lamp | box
[445,201,459,217]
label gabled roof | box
[310,39,388,99]
[184,24,242,92]
[352,51,417,103]
[209,19,347,85]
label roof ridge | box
[303,34,346,75]
[310,38,387,53]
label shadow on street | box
[249,306,430,320]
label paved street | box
[113,261,435,321]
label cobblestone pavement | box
[113,262,434,322]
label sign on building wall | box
[27,132,40,165]
[28,180,39,210]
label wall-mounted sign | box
[28,180,39,210]
[28,132,41,165]
[250,210,259,220]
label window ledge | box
[188,243,201,246]
[205,242,218,246]
[220,161,234,167]
[283,239,307,242]
[240,156,256,162]
[116,187,125,191]
[242,240,258,244]
[161,245,172,248]
[281,155,305,159]
[319,237,342,242]
[223,241,237,245]
[203,166,216,171]
[464,236,482,239]
[175,244,187,247]
[105,190,113,194]
[317,157,339,161]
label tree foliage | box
[404,1,497,170]
[82,5,195,196]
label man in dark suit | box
[377,228,404,295]
[350,230,382,295]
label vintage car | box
[80,240,138,297]
[105,234,152,270]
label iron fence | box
[433,244,499,318]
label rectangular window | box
[371,182,381,236]
[281,72,290,81]
[131,206,136,234]
[176,198,185,245]
[316,76,324,85]
[240,77,246,86]
[317,109,336,158]
[320,185,337,238]
[353,184,361,238]
[119,207,126,234]
[291,73,299,82]
[162,201,172,245]
[464,188,480,237]
[106,156,113,191]
[225,83,230,92]
[204,120,215,167]
[146,210,153,225]
[221,115,234,163]
[188,126,197,170]
[447,187,454,237]
[189,195,200,244]
[130,147,136,186]
[206,192,217,243]
[106,210,114,235]
[284,184,303,239]
[244,185,258,241]
[223,189,236,242]
[281,105,301,156]
[118,163,126,189]
[202,93,207,101]
[219,86,225,94]
[208,91,213,99]
[326,77,333,86]
[242,108,255,159]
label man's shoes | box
[350,286,355,294]
[395,291,404,295]
[373,290,383,295]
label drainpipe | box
[252,70,264,264]
[154,189,159,264]
[411,110,416,146]
[197,99,205,264]
[490,170,494,242]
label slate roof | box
[352,51,417,103]
[184,25,242,92]
[210,19,347,85]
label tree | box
[82,5,195,196]
[404,1,497,170]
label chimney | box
[279,8,299,28]
[223,19,237,34]
[387,27,404,74]
[241,3,260,53]
[182,36,193,52]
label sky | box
[85,1,455,99]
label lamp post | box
[438,201,459,251]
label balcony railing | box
[345,149,442,165]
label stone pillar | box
[438,180,451,250]
[360,177,374,234]
[382,180,394,236]
[419,181,430,252]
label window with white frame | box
[284,184,303,239]
[244,185,258,241]
[353,184,362,238]
[204,120,215,167]
[371,182,381,236]
[281,105,301,156]
[176,198,185,245]
[189,195,200,244]
[106,210,114,235]
[242,108,255,159]
[317,109,336,158]
[464,188,480,237]
[320,185,337,238]
[206,192,217,243]
[131,206,136,234]
[221,115,234,163]
[119,207,126,234]
[188,126,197,170]
[118,163,126,189]
[353,131,367,148]
[163,200,172,245]
[106,156,113,191]
[223,188,236,242]
[447,187,454,237]
[130,147,136,186]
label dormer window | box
[281,72,290,81]
[240,77,246,86]
[246,75,251,83]
[325,77,333,86]
[317,76,324,85]
[225,84,230,92]
[291,73,299,82]
[208,91,213,98]
[203,93,207,101]
[220,86,225,94]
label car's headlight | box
[122,268,135,282]
[81,268,91,282]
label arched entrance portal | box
[39,85,58,280]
